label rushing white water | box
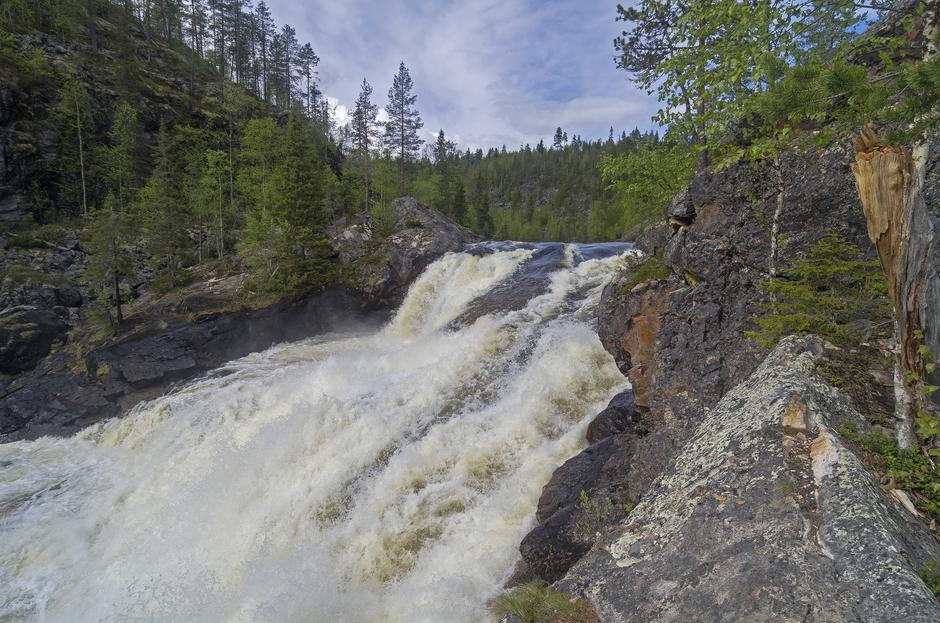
[0,242,632,623]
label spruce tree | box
[351,78,380,211]
[384,61,423,194]
[433,129,454,214]
[452,178,467,225]
[297,43,320,115]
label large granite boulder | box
[559,337,940,622]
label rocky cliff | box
[510,138,940,619]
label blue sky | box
[264,0,659,150]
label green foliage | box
[371,201,396,237]
[717,12,940,165]
[618,254,671,292]
[839,423,940,519]
[234,110,336,295]
[0,32,52,91]
[748,231,890,349]
[918,561,940,598]
[490,583,595,623]
[600,138,695,233]
[615,0,865,149]
[81,197,138,324]
[907,332,940,443]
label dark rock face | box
[522,140,934,613]
[585,389,643,444]
[560,337,940,622]
[0,286,388,441]
[599,142,873,423]
[511,390,658,585]
[0,305,68,373]
[514,435,637,585]
[329,197,478,306]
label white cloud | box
[265,0,659,150]
[327,96,351,127]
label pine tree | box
[553,126,564,150]
[136,125,191,289]
[384,61,423,194]
[106,101,144,212]
[83,193,135,325]
[351,78,380,211]
[474,192,493,238]
[452,178,466,225]
[279,24,298,106]
[254,1,274,102]
[297,43,320,115]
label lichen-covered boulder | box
[560,336,940,622]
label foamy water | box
[0,243,632,623]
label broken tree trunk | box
[851,125,939,447]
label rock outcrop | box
[598,142,875,422]
[329,197,478,306]
[0,305,68,373]
[510,389,670,586]
[559,337,940,622]
[514,137,939,605]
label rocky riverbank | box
[507,136,940,620]
[0,197,476,441]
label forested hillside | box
[0,0,685,331]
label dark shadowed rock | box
[0,188,26,224]
[560,337,940,622]
[600,141,877,424]
[585,389,644,444]
[666,186,694,224]
[0,305,68,374]
[512,388,676,586]
[514,435,637,585]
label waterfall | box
[0,242,632,623]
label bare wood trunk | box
[769,155,785,279]
[852,125,937,447]
[76,99,88,217]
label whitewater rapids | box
[0,242,632,622]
